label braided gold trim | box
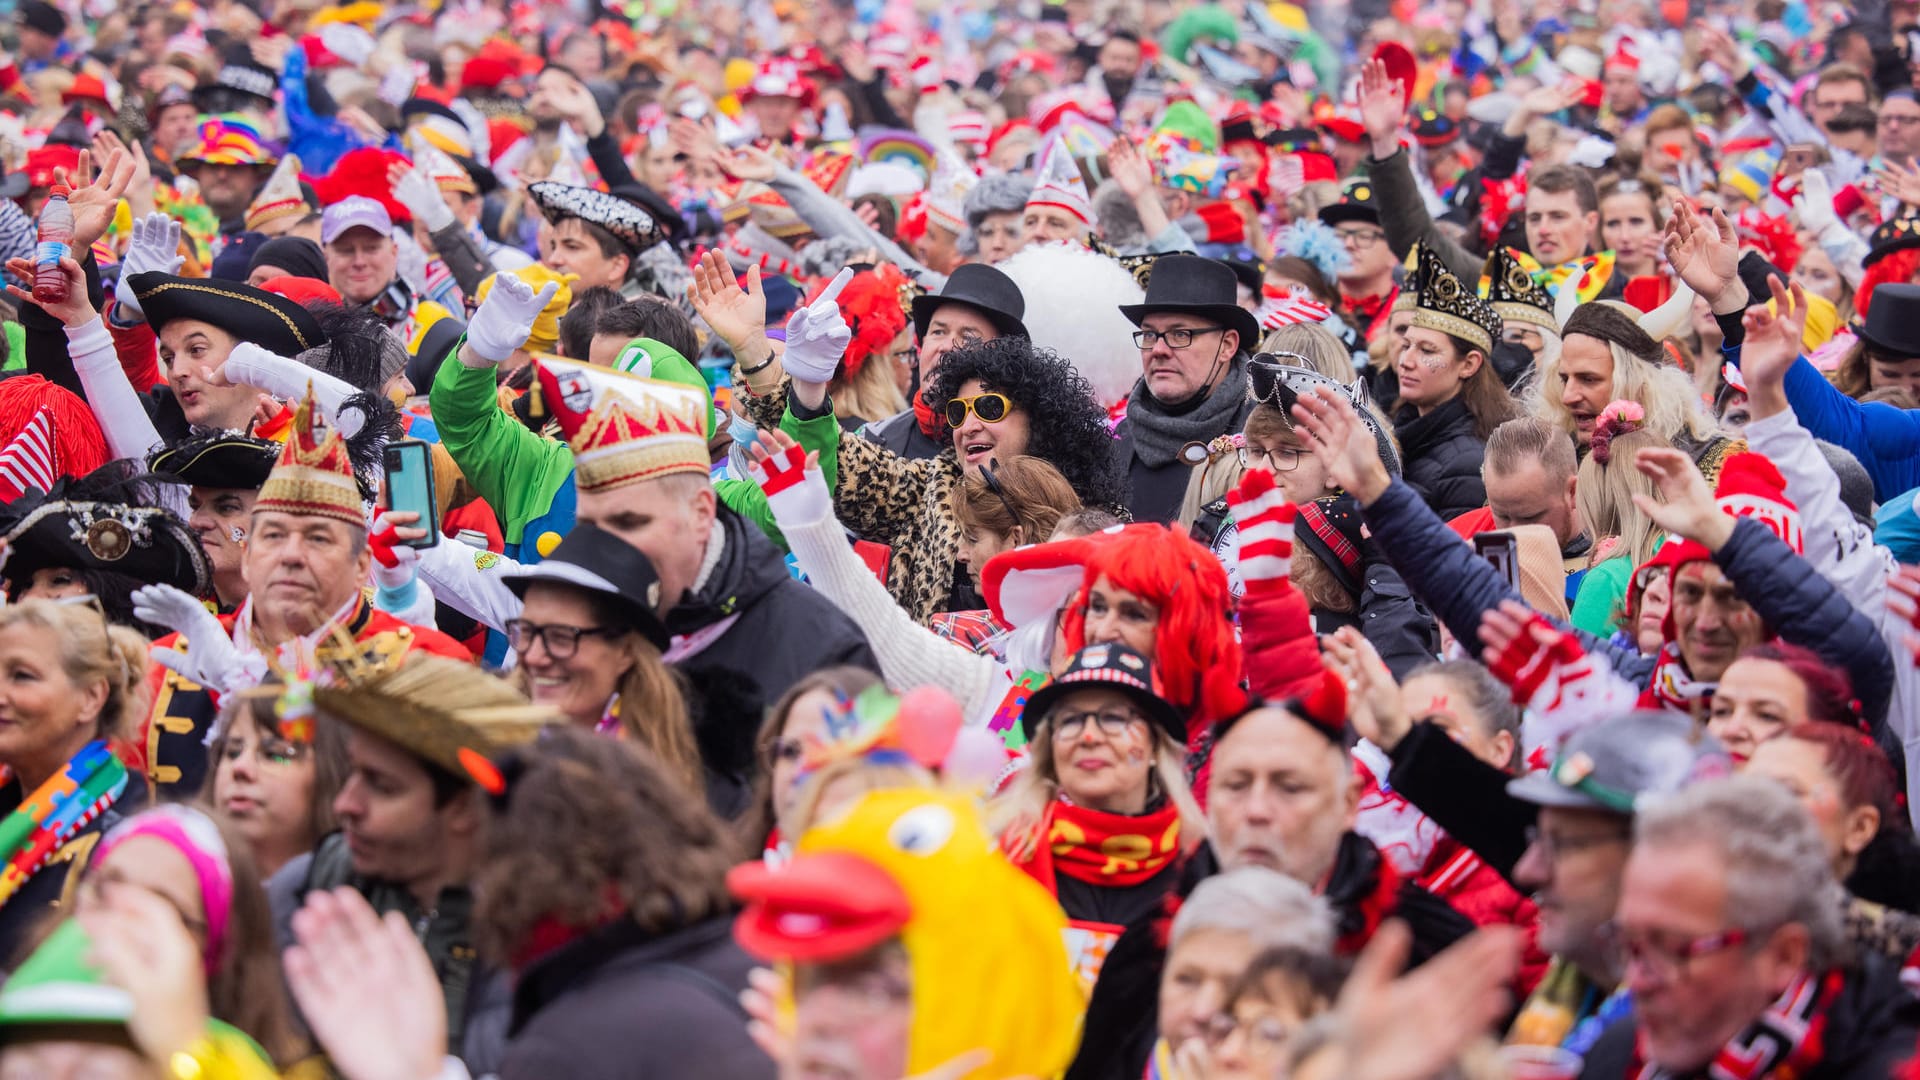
[135,281,314,351]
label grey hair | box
[1092,179,1146,249]
[965,173,1033,228]
[1170,866,1337,955]
[794,235,870,280]
[1634,775,1850,971]
[1403,660,1522,770]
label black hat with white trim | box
[500,524,671,650]
[528,181,665,256]
[1020,642,1183,745]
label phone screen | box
[383,439,439,549]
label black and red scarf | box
[1322,831,1404,956]
[1631,970,1843,1080]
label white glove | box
[393,231,431,295]
[747,439,835,529]
[781,267,855,385]
[319,23,377,68]
[466,274,559,364]
[1794,169,1841,238]
[113,213,184,323]
[390,164,455,234]
[133,584,267,695]
[221,342,366,439]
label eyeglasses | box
[1600,921,1753,984]
[1132,326,1226,350]
[1238,445,1310,472]
[1879,112,1920,127]
[946,392,1014,427]
[222,733,309,767]
[504,619,623,660]
[1522,824,1630,864]
[1204,1012,1294,1053]
[1334,227,1387,248]
[1050,708,1147,741]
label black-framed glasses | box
[1334,227,1387,248]
[504,619,623,660]
[946,392,1013,427]
[1238,445,1310,472]
[1050,708,1146,741]
[1132,326,1226,350]
[1522,824,1630,864]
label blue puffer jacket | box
[1730,345,1920,503]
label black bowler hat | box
[1119,253,1262,352]
[910,263,1028,343]
[500,524,671,650]
[130,272,327,357]
[148,432,282,492]
[1020,643,1184,746]
[1317,176,1379,229]
[1858,283,1920,358]
[14,0,65,38]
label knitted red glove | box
[1226,468,1297,594]
[1485,612,1587,705]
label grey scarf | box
[1124,359,1251,469]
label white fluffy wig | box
[997,243,1145,408]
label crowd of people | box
[4,0,1920,1075]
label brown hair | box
[1813,63,1876,107]
[1244,402,1306,448]
[1642,104,1695,146]
[475,728,738,962]
[953,455,1081,547]
[1527,164,1600,214]
[204,690,351,860]
[1595,173,1667,228]
[1291,545,1357,614]
[1398,332,1520,441]
[1486,415,1577,482]
[202,810,310,1066]
[1052,508,1122,538]
[741,666,885,849]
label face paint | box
[230,526,247,544]
[1421,351,1449,373]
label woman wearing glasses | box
[742,666,885,862]
[991,643,1204,971]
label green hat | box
[1153,100,1221,155]
[612,338,719,440]
[1161,7,1238,71]
[0,920,133,1036]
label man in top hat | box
[1115,253,1262,523]
[858,263,1030,461]
[136,393,471,799]
[527,180,666,299]
[322,196,465,361]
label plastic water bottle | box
[32,184,72,306]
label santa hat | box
[1660,451,1803,574]
[244,154,309,233]
[1024,136,1090,226]
[1605,38,1641,73]
[947,110,989,154]
[255,386,366,530]
[531,357,710,494]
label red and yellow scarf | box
[1015,799,1183,893]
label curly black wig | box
[924,337,1128,514]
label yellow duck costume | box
[730,788,1085,1079]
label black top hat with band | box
[1118,253,1261,354]
[194,43,278,112]
[129,272,327,358]
[148,432,282,491]
[501,524,671,650]
[1857,283,1920,358]
[1021,643,1184,746]
[0,493,210,599]
[528,181,665,256]
[909,263,1029,342]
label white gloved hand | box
[319,23,377,68]
[1794,168,1841,238]
[133,584,268,695]
[113,213,184,323]
[393,230,431,294]
[390,164,455,234]
[466,274,559,364]
[780,267,855,386]
[747,435,834,529]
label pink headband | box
[95,805,233,975]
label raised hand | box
[466,274,561,364]
[1319,921,1521,1080]
[369,510,428,590]
[1631,447,1733,551]
[739,966,793,1065]
[1794,168,1840,235]
[1107,136,1154,200]
[1738,274,1807,401]
[1874,160,1920,209]
[283,887,448,1080]
[79,885,213,1066]
[1288,385,1392,505]
[782,267,855,385]
[1356,58,1407,156]
[688,248,767,353]
[91,131,156,219]
[113,213,185,322]
[388,161,455,233]
[4,255,95,327]
[1663,200,1743,311]
[747,426,833,526]
[1225,468,1297,593]
[1479,601,1583,702]
[58,147,136,253]
[1323,625,1410,751]
[718,144,779,183]
[133,583,268,694]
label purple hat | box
[321,196,395,245]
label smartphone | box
[1473,531,1521,592]
[382,439,439,549]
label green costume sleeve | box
[427,337,575,546]
[717,409,843,549]
[1570,556,1632,637]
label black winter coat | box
[667,507,879,817]
[502,915,775,1080]
[861,407,945,461]
[1393,396,1489,522]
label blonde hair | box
[1575,424,1668,568]
[988,715,1204,863]
[1176,446,1246,535]
[1257,323,1357,384]
[0,600,150,742]
[830,335,911,424]
[1531,328,1719,445]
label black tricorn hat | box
[910,262,1029,342]
[130,272,327,357]
[1118,253,1261,353]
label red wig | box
[1738,640,1858,728]
[808,263,911,380]
[1058,524,1246,737]
[1780,722,1898,819]
[1856,248,1920,321]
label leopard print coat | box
[742,376,964,625]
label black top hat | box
[14,1,65,38]
[194,44,278,112]
[1317,177,1379,229]
[910,263,1029,342]
[1119,254,1262,353]
[1858,283,1920,357]
[1865,215,1920,269]
[1020,643,1184,746]
[0,493,210,599]
[148,432,281,491]
[130,272,327,357]
[500,524,671,650]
